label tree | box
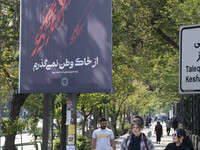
[77,93,109,135]
[1,0,30,149]
[112,0,183,111]
[23,94,43,150]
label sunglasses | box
[172,133,177,137]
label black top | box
[165,143,190,150]
[128,133,141,150]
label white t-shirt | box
[92,128,114,150]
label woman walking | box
[154,121,163,144]
[121,116,155,150]
[165,128,194,150]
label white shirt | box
[92,128,114,150]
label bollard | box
[190,134,192,141]
[198,142,200,150]
[192,135,195,146]
[195,135,198,150]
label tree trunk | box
[34,132,39,150]
[82,115,87,136]
[119,113,123,135]
[120,112,125,135]
[113,123,118,138]
[111,115,118,138]
[4,93,29,150]
[122,110,126,134]
[93,108,98,129]
[20,132,23,150]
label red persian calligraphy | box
[31,0,96,57]
[69,0,96,45]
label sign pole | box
[66,94,77,150]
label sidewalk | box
[115,122,173,150]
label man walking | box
[92,118,116,150]
[166,118,171,136]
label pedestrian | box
[154,121,163,144]
[145,116,149,128]
[120,116,155,150]
[165,118,171,136]
[161,117,164,124]
[172,117,178,131]
[164,128,194,150]
[91,117,116,150]
[148,117,152,126]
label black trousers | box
[156,134,161,142]
[166,127,170,135]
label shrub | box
[117,124,130,135]
[53,135,90,150]
[117,126,122,135]
[53,138,60,150]
[124,124,130,133]
[77,135,90,150]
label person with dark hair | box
[92,117,116,150]
[120,116,155,150]
[172,117,178,131]
[145,116,150,128]
[154,121,163,144]
[165,128,194,150]
[165,118,171,136]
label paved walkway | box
[115,122,173,150]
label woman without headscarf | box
[164,128,194,150]
[154,121,163,144]
[120,116,155,150]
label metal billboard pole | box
[66,94,77,150]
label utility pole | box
[66,94,77,150]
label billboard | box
[19,0,112,93]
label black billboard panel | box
[19,0,112,93]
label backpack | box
[156,125,162,132]
[126,133,148,150]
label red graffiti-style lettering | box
[31,0,95,57]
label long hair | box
[176,128,194,150]
[182,136,194,150]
